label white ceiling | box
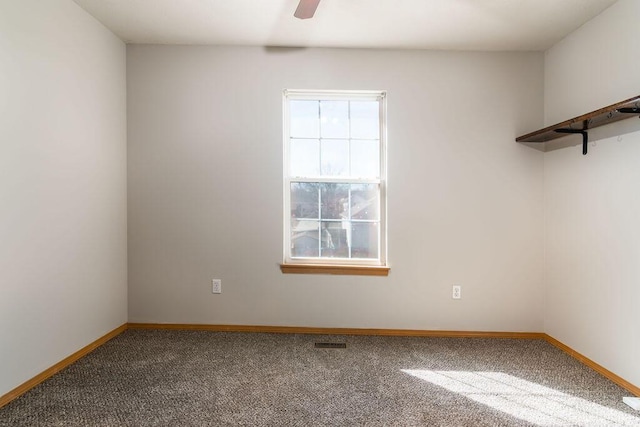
[73,0,617,51]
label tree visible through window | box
[283,90,386,266]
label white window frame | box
[282,89,387,267]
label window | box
[282,90,388,275]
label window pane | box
[321,139,349,176]
[320,221,349,258]
[351,222,379,259]
[320,183,349,219]
[351,184,379,220]
[291,220,319,257]
[290,139,319,176]
[290,100,319,138]
[320,101,349,138]
[350,101,379,139]
[291,183,318,219]
[351,140,379,178]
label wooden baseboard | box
[543,334,640,397]
[127,322,544,339]
[0,323,127,409]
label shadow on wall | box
[540,113,640,153]
[263,46,310,54]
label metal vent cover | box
[314,342,347,349]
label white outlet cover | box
[452,286,461,299]
[212,279,221,294]
[623,397,640,410]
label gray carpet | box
[1,329,639,426]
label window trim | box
[282,90,388,271]
[280,263,390,276]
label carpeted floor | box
[1,329,639,426]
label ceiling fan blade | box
[294,0,321,19]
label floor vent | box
[315,342,347,349]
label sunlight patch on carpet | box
[401,370,640,426]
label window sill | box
[280,263,390,276]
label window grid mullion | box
[291,136,379,141]
[317,101,322,177]
[317,101,322,256]
[295,218,378,223]
[348,100,352,178]
[290,177,380,184]
[348,185,352,259]
[317,186,321,256]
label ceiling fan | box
[294,0,321,19]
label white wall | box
[544,0,640,388]
[0,0,127,397]
[127,46,544,332]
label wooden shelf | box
[516,95,640,153]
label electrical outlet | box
[452,285,461,299]
[212,279,222,294]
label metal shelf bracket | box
[555,129,589,155]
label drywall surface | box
[544,0,640,388]
[0,0,127,397]
[127,45,544,332]
[544,0,640,125]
